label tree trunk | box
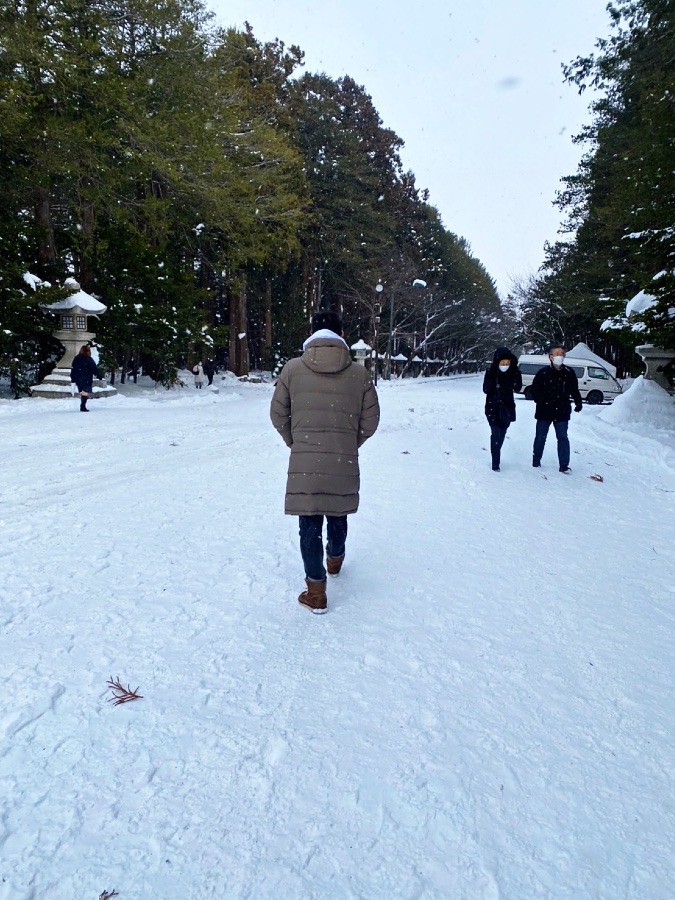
[229,275,249,377]
[78,192,96,293]
[202,253,218,327]
[301,252,315,314]
[263,278,273,359]
[33,187,57,270]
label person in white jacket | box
[193,362,205,388]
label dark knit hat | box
[311,310,343,334]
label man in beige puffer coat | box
[270,311,380,614]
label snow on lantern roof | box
[43,289,107,314]
[351,339,372,351]
[392,353,408,361]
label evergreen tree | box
[539,0,675,357]
[287,73,402,310]
[0,4,502,385]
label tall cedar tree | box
[533,0,674,361]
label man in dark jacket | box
[270,310,380,614]
[530,346,583,472]
[70,345,101,412]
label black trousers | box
[490,424,508,467]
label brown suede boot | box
[298,578,327,614]
[326,554,345,576]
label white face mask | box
[498,364,510,373]
[551,356,564,367]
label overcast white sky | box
[210,0,611,296]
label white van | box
[517,355,623,404]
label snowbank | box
[598,375,675,432]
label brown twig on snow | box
[106,677,143,706]
[99,891,119,899]
[589,474,604,482]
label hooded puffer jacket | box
[270,336,380,515]
[482,347,522,426]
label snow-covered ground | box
[1,374,673,899]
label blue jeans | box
[533,419,570,468]
[299,515,348,582]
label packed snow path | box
[0,375,673,899]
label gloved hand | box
[575,402,583,413]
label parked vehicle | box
[517,355,623,404]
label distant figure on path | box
[192,362,205,388]
[270,310,380,614]
[70,345,100,412]
[204,359,215,385]
[483,347,522,471]
[531,346,583,473]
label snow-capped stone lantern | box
[391,352,408,377]
[30,279,116,399]
[351,338,372,367]
[626,290,675,394]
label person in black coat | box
[70,345,100,412]
[483,346,522,471]
[530,346,583,472]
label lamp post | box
[374,283,383,385]
[386,285,396,381]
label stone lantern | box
[30,280,116,399]
[626,289,675,393]
[391,352,408,378]
[350,338,372,367]
[635,343,675,393]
